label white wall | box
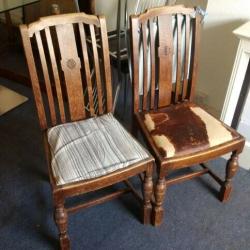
[197,0,250,117]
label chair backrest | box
[130,5,202,112]
[20,13,112,131]
[119,0,169,80]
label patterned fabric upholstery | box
[141,103,240,158]
[48,113,150,185]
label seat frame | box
[20,13,154,249]
[130,5,245,226]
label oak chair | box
[130,5,245,226]
[20,13,154,249]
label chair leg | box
[153,172,166,226]
[142,165,153,224]
[54,203,70,250]
[219,151,239,202]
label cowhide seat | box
[141,103,240,159]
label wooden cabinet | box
[24,0,77,23]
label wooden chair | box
[130,5,245,226]
[20,13,154,249]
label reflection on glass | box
[0,0,39,13]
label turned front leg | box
[54,203,70,250]
[153,168,166,226]
[220,152,239,202]
[142,164,153,224]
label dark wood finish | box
[78,0,95,14]
[149,18,156,109]
[54,204,70,249]
[175,14,182,102]
[189,13,202,102]
[219,152,239,202]
[21,13,111,130]
[165,169,209,186]
[131,16,140,113]
[0,67,31,86]
[182,14,190,99]
[20,13,154,249]
[143,167,153,224]
[24,0,76,23]
[67,188,131,214]
[200,163,224,185]
[157,14,173,107]
[4,11,13,42]
[130,5,245,226]
[153,173,165,226]
[124,180,143,203]
[45,26,66,123]
[142,22,149,110]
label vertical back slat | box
[45,27,66,123]
[21,13,113,130]
[35,31,57,126]
[182,14,190,100]
[78,23,95,116]
[131,17,140,112]
[55,23,86,121]
[157,15,173,107]
[131,7,199,112]
[20,26,47,130]
[189,14,201,102]
[89,24,104,114]
[175,14,182,103]
[149,18,156,109]
[142,22,149,110]
[99,16,113,113]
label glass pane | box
[0,0,39,13]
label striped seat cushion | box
[48,113,150,185]
[140,103,240,158]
